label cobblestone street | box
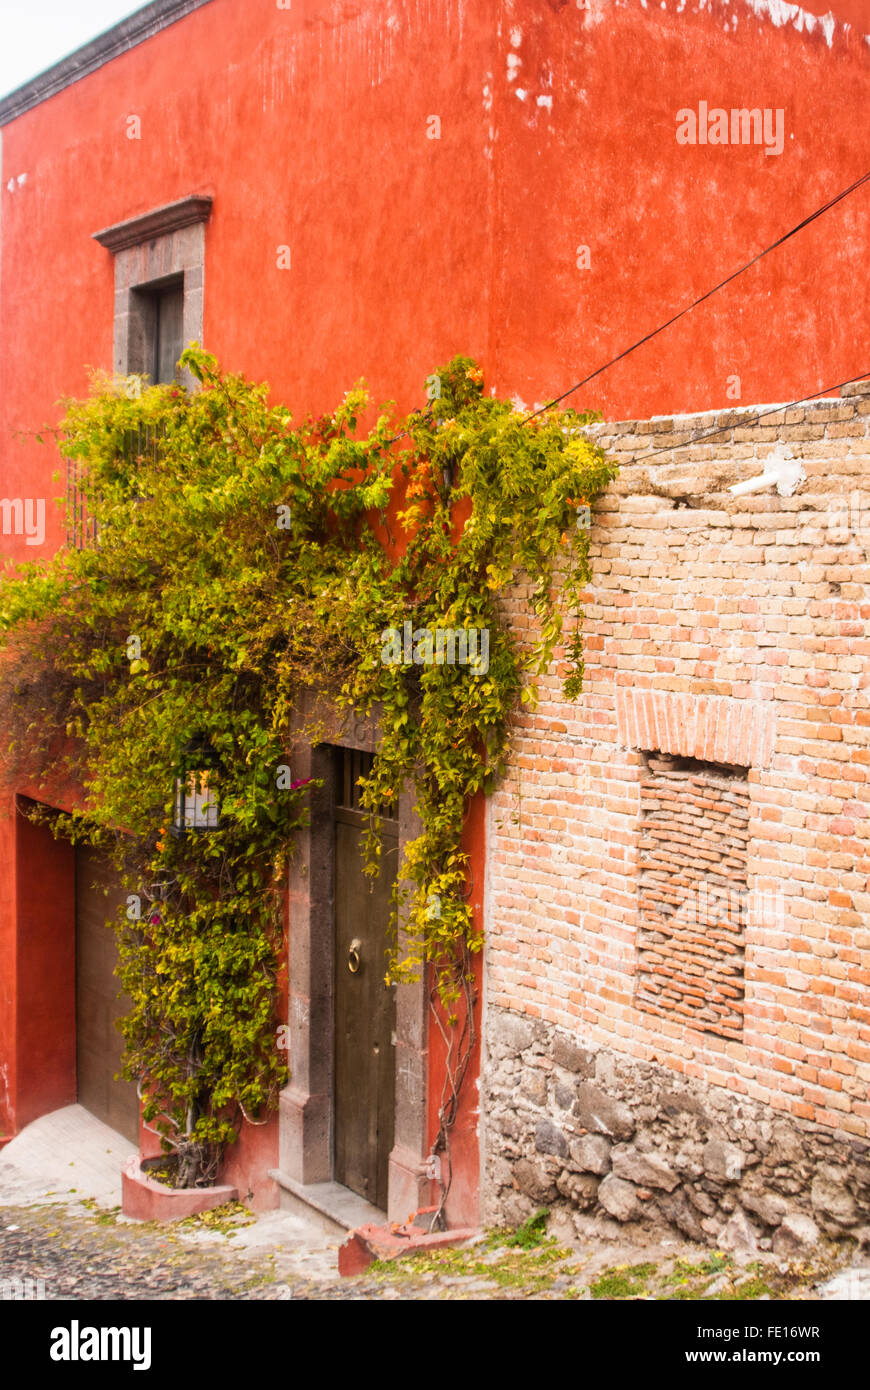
[1,1202,329,1301]
[3,1198,867,1303]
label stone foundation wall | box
[484,1007,870,1254]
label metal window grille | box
[64,424,164,548]
[64,458,97,548]
[336,747,397,821]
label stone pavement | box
[0,1202,339,1299]
[2,1198,867,1301]
[0,1106,341,1288]
[1,1107,868,1301]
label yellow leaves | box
[485,561,512,591]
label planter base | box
[122,1155,238,1221]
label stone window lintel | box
[93,196,213,255]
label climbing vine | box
[0,348,616,1186]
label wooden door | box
[333,749,398,1210]
[75,846,140,1143]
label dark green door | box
[333,749,398,1210]
[75,846,140,1143]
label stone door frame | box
[277,700,431,1221]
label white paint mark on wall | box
[742,0,839,47]
[537,94,553,110]
[510,26,522,47]
[572,0,609,26]
[514,87,527,101]
[507,52,521,81]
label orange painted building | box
[0,0,867,1229]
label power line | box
[614,370,870,466]
[523,167,870,423]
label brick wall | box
[483,385,870,1242]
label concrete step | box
[269,1170,385,1238]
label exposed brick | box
[486,394,869,1149]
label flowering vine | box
[0,348,616,1185]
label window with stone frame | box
[65,197,212,548]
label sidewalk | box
[0,1106,340,1284]
[0,1105,136,1209]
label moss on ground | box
[366,1219,844,1301]
[590,1262,658,1299]
[369,1230,580,1294]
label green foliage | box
[504,1207,551,1249]
[370,1222,573,1292]
[590,1262,657,1300]
[0,347,616,1183]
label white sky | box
[0,0,150,101]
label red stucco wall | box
[14,800,76,1129]
[802,1,867,26]
[2,1,867,558]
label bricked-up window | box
[636,753,750,1040]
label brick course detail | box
[616,688,777,767]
